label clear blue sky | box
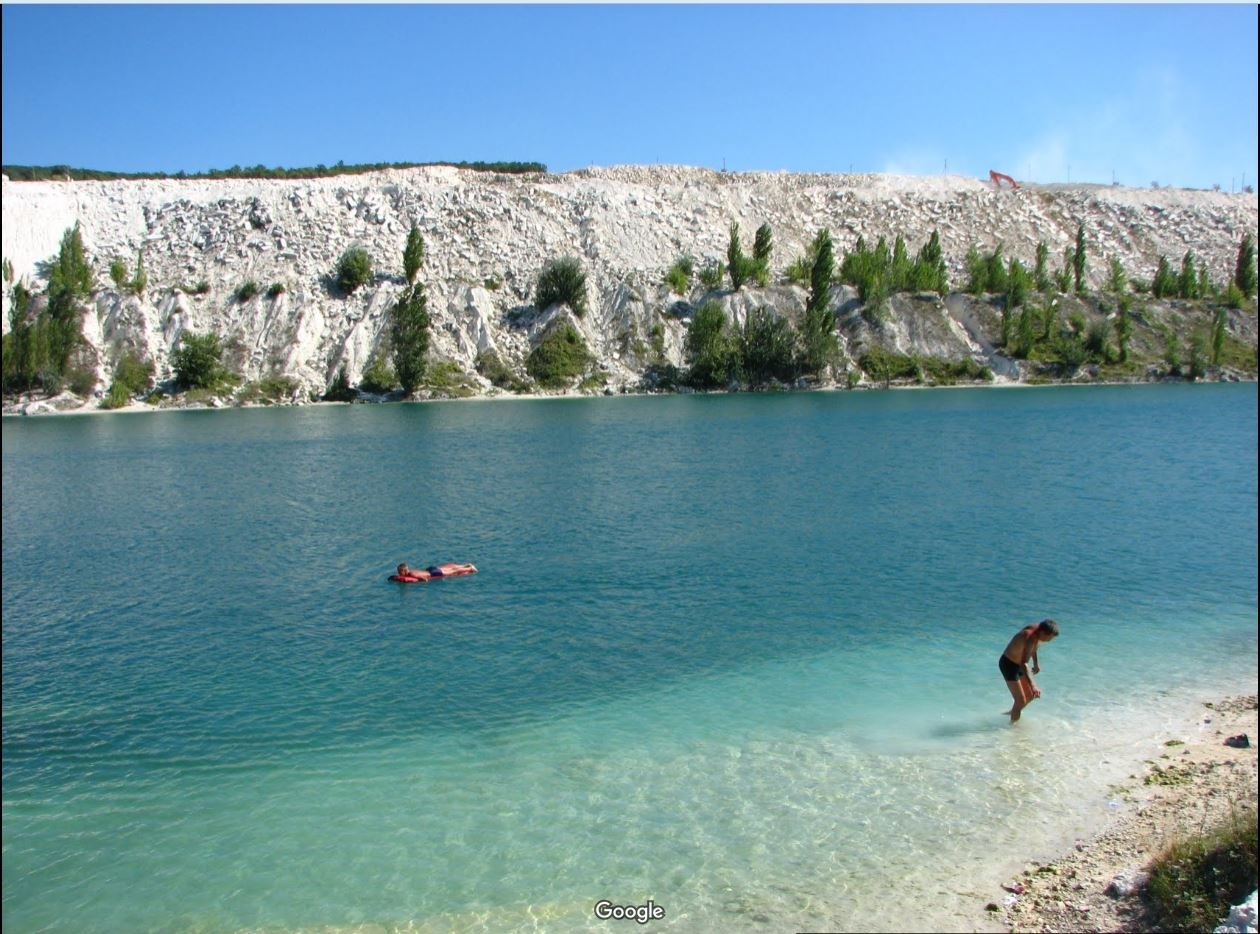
[3,3,1257,190]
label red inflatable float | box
[390,562,477,583]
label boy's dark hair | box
[1037,618,1060,636]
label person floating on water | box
[999,618,1059,722]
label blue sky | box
[2,3,1257,190]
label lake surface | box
[3,384,1257,933]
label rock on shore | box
[998,695,1258,933]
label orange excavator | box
[989,169,1019,190]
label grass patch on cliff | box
[859,347,993,386]
[422,360,479,398]
[236,374,300,404]
[1145,805,1257,933]
[527,322,594,389]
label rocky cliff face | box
[2,165,1256,399]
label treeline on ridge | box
[1,160,548,183]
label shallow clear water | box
[3,384,1256,933]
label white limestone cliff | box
[2,165,1257,400]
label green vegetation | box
[752,223,773,287]
[476,349,530,392]
[131,252,147,296]
[1034,240,1051,292]
[800,228,838,376]
[738,306,798,384]
[526,321,594,388]
[1055,247,1074,293]
[664,255,694,294]
[726,223,755,291]
[1235,232,1257,297]
[840,230,947,319]
[1073,223,1088,294]
[698,261,725,291]
[1108,256,1128,297]
[2,160,547,182]
[172,332,230,390]
[2,225,93,394]
[403,224,425,285]
[535,256,588,316]
[336,246,373,295]
[237,374,299,404]
[421,360,481,398]
[323,364,357,402]
[1146,806,1257,933]
[266,282,286,299]
[1153,256,1178,298]
[109,258,129,290]
[234,280,260,302]
[964,242,1010,296]
[100,352,155,409]
[390,283,432,394]
[1179,250,1200,300]
[684,301,736,389]
[359,352,397,394]
[1114,299,1133,363]
[859,347,992,387]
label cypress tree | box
[1153,256,1177,298]
[1072,223,1088,293]
[752,223,773,287]
[391,283,431,394]
[403,224,424,285]
[1115,298,1133,362]
[800,228,838,376]
[1034,240,1051,292]
[1178,250,1198,299]
[45,224,93,378]
[131,251,147,296]
[1108,257,1127,296]
[727,223,751,291]
[1210,307,1227,366]
[1234,233,1256,296]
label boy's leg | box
[1005,678,1026,721]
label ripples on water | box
[3,385,1256,932]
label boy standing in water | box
[1000,619,1059,722]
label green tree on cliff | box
[172,332,225,390]
[752,223,773,287]
[1234,233,1256,297]
[1114,299,1133,363]
[44,224,94,380]
[1178,250,1199,299]
[685,300,735,388]
[1153,256,1177,298]
[1034,240,1051,292]
[727,223,755,291]
[403,224,424,285]
[131,251,147,296]
[1073,223,1088,294]
[910,230,948,294]
[336,246,373,295]
[799,228,838,377]
[390,283,431,394]
[535,256,588,317]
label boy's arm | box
[1031,645,1041,674]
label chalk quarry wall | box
[2,165,1257,396]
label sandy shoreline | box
[994,694,1258,933]
[4,376,1257,419]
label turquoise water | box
[3,384,1256,933]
